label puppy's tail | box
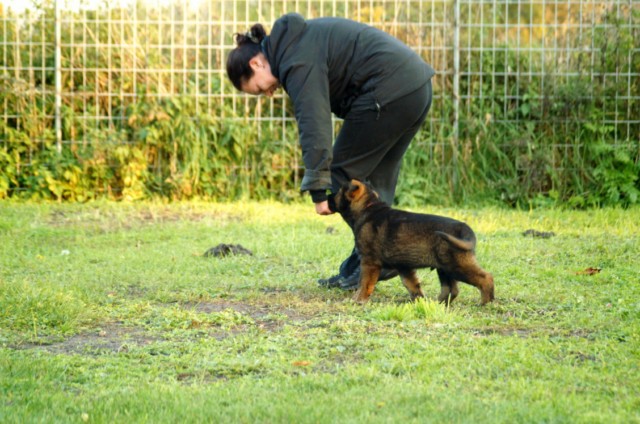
[435,231,476,251]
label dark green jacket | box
[262,13,435,194]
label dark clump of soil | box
[203,244,253,257]
[522,229,556,239]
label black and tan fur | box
[330,180,495,305]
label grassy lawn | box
[1,201,639,423]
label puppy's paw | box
[410,292,425,302]
[352,289,370,304]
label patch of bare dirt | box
[182,299,313,332]
[47,207,244,230]
[14,299,323,355]
[15,323,157,355]
[473,328,534,338]
[472,327,595,339]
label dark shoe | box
[339,248,361,277]
[318,274,344,288]
[339,269,361,291]
[320,249,360,289]
[340,267,398,290]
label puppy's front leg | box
[353,262,381,303]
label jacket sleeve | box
[282,62,334,195]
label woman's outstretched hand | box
[315,201,334,215]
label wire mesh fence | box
[1,0,638,203]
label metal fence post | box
[452,0,460,197]
[54,0,62,154]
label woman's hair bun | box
[235,23,267,46]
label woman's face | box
[242,53,280,97]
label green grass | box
[1,201,639,423]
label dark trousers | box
[331,81,433,276]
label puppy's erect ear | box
[346,179,365,202]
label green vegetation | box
[1,2,638,206]
[1,201,639,422]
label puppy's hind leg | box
[397,268,425,301]
[458,264,494,305]
[474,270,495,305]
[437,269,460,305]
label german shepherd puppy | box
[329,180,494,305]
